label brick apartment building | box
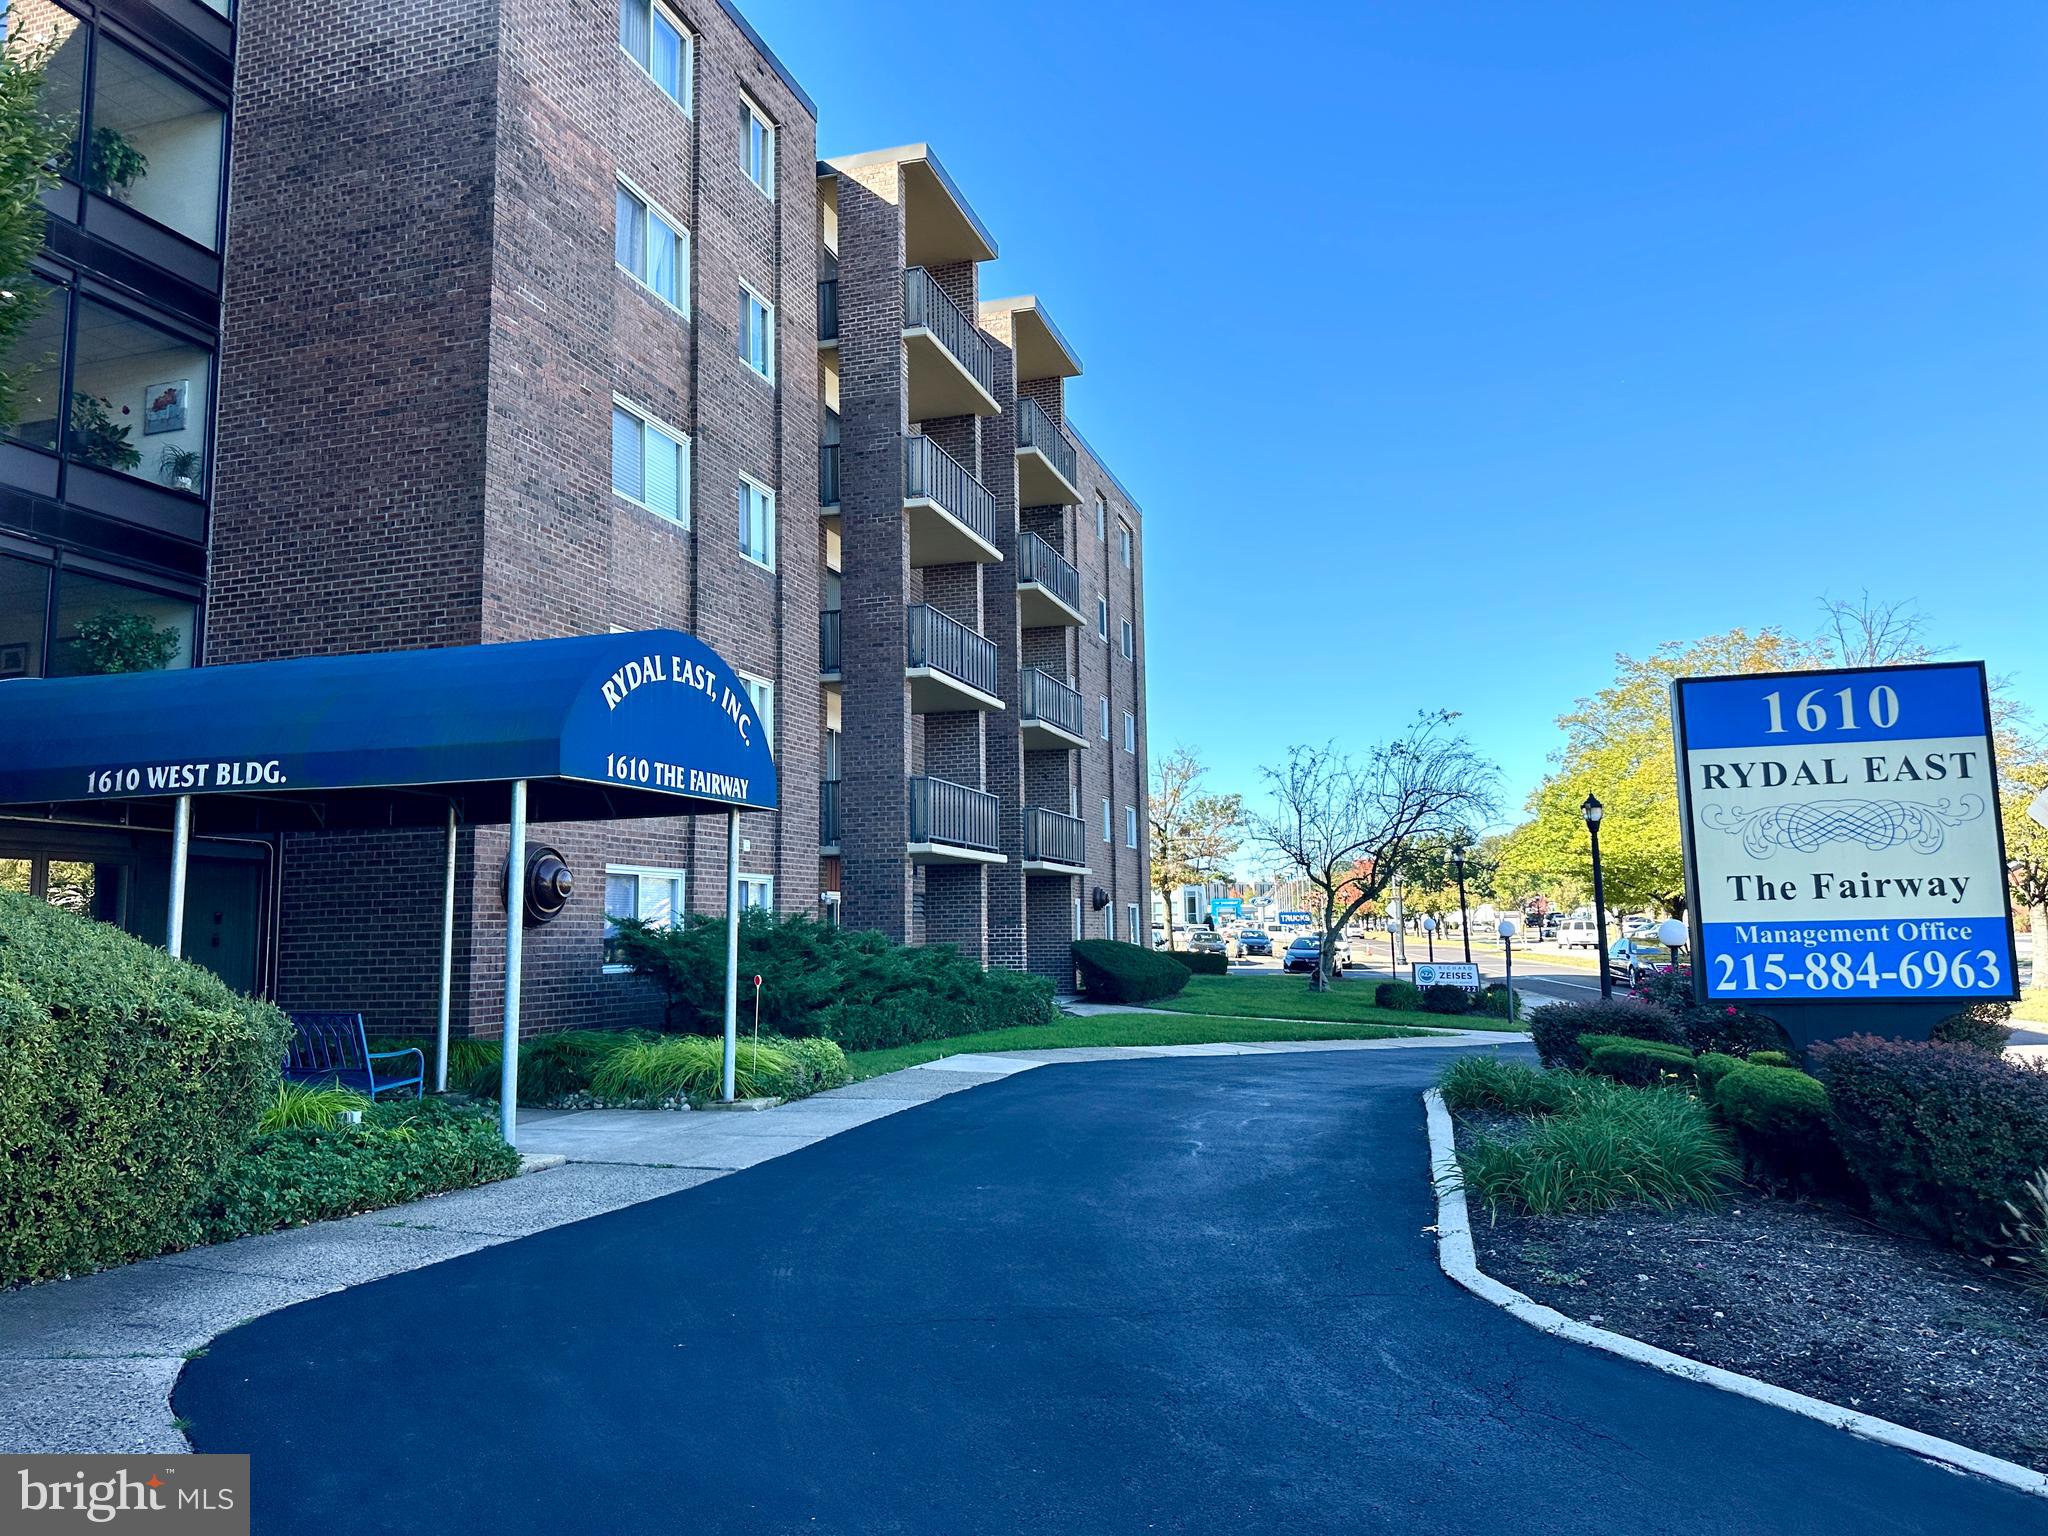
[0,0,1151,1033]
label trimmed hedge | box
[1421,983,1473,1015]
[0,892,290,1285]
[1629,971,1791,1057]
[1072,939,1189,1004]
[1815,1035,2048,1253]
[1693,1052,1745,1099]
[1712,1063,1841,1193]
[1375,980,1422,1012]
[1167,950,1229,976]
[1585,1039,1696,1087]
[1530,999,1685,1071]
[1747,1050,1797,1069]
[1932,1001,2015,1056]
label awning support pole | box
[167,795,192,958]
[437,803,457,1093]
[723,807,740,1102]
[500,780,526,1144]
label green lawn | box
[1144,973,1526,1031]
[2011,990,2048,1025]
[844,1011,1451,1080]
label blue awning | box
[0,630,778,832]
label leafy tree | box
[2003,757,2048,970]
[0,22,71,435]
[1247,713,1498,991]
[1148,745,1241,947]
[67,608,181,674]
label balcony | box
[1019,668,1086,751]
[903,434,1000,566]
[909,775,1004,865]
[906,603,1002,712]
[1017,530,1084,628]
[820,779,841,853]
[1022,806,1089,875]
[817,278,838,349]
[904,267,999,419]
[820,610,841,681]
[1014,396,1082,507]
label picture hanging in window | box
[143,380,188,435]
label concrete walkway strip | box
[1421,1087,2048,1502]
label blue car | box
[1234,928,1273,958]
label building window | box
[738,671,775,750]
[611,400,690,524]
[741,93,775,198]
[618,0,693,113]
[604,866,684,969]
[1127,902,1141,943]
[1119,522,1133,567]
[57,297,214,497]
[739,874,773,910]
[1072,897,1083,939]
[1094,494,1106,540]
[1096,598,1108,641]
[1120,620,1134,659]
[740,284,775,380]
[2,275,66,454]
[49,568,196,676]
[85,39,228,251]
[1122,712,1135,753]
[616,181,688,312]
[1099,696,1110,740]
[738,477,776,569]
[1101,797,1112,844]
[1125,806,1138,848]
[1106,903,1116,941]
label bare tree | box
[1816,591,1947,668]
[1149,745,1242,949]
[1247,713,1499,991]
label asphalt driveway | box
[176,1050,2048,1534]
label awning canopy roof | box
[0,630,778,833]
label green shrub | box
[1746,1049,1797,1069]
[1585,1040,1696,1087]
[191,1097,520,1243]
[1167,949,1229,976]
[1530,999,1685,1070]
[449,1029,654,1104]
[258,1082,372,1131]
[769,1035,850,1099]
[1714,1064,1844,1192]
[1421,983,1473,1015]
[1629,972,1791,1057]
[1815,1035,2048,1252]
[1694,1052,1745,1098]
[1478,983,1520,1021]
[1458,1079,1738,1217]
[1072,939,1189,1004]
[1933,1001,2015,1055]
[608,910,842,1034]
[1437,1055,1579,1116]
[0,892,290,1285]
[1375,980,1421,1012]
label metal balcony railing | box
[817,278,838,344]
[1015,396,1078,490]
[819,442,839,506]
[820,610,841,674]
[1019,667,1083,739]
[820,778,841,848]
[1024,806,1087,868]
[906,603,999,698]
[904,266,996,400]
[1017,530,1080,614]
[909,775,1000,853]
[903,434,997,549]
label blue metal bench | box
[285,1011,425,1100]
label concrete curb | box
[1421,1088,2048,1501]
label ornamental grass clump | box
[1437,1055,1581,1117]
[258,1082,372,1131]
[589,1035,793,1106]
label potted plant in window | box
[84,127,147,200]
[157,444,201,491]
[68,392,140,471]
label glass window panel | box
[647,211,678,304]
[615,186,644,279]
[4,3,85,179]
[611,406,643,501]
[0,553,48,680]
[66,298,211,492]
[652,13,683,102]
[45,858,124,924]
[637,875,675,928]
[89,41,225,249]
[605,872,636,922]
[618,0,649,65]
[643,423,680,520]
[49,569,194,676]
[1,277,65,451]
[0,858,29,895]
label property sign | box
[1672,662,2017,1003]
[1414,961,1482,990]
[1209,897,1244,919]
[1277,910,1312,928]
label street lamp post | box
[1582,794,1613,1002]
[1451,846,1471,964]
[1422,915,1436,962]
[1497,914,1520,1024]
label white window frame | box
[610,395,691,527]
[615,177,690,317]
[1123,712,1135,753]
[1099,696,1110,740]
[1119,522,1133,567]
[1102,797,1112,844]
[739,874,774,911]
[618,0,694,116]
[1125,805,1138,848]
[738,474,777,571]
[738,669,776,751]
[1073,897,1083,939]
[741,91,776,199]
[1095,494,1107,540]
[1126,902,1140,943]
[603,865,686,972]
[1120,619,1134,659]
[740,281,776,382]
[1096,597,1109,641]
[1106,903,1116,941]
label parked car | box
[1282,934,1351,974]
[1186,929,1230,958]
[1557,917,1600,950]
[1234,927,1274,958]
[1609,934,1686,981]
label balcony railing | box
[817,278,838,344]
[903,434,997,549]
[1017,530,1081,614]
[910,775,1000,853]
[819,442,839,507]
[820,778,841,848]
[1020,667,1084,739]
[906,603,999,698]
[1015,396,1079,488]
[820,610,841,674]
[1024,806,1087,869]
[904,266,996,400]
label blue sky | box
[746,0,2048,826]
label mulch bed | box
[1460,1136,2048,1473]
